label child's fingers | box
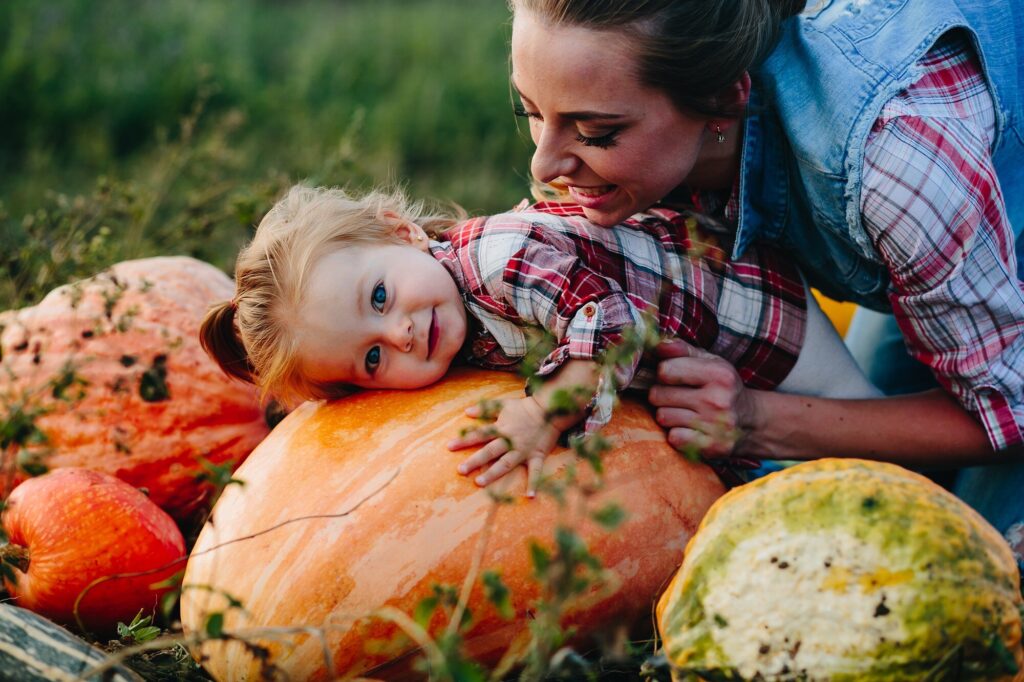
[448,426,499,451]
[464,399,502,421]
[457,438,509,476]
[525,455,545,499]
[475,450,526,487]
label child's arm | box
[449,359,599,497]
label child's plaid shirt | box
[429,202,807,430]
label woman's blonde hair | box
[200,184,462,406]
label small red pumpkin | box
[0,256,270,520]
[1,467,186,634]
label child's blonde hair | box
[200,184,462,406]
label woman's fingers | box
[655,356,728,388]
[665,426,732,458]
[648,385,703,409]
[655,338,704,359]
[652,406,700,428]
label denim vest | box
[733,0,1024,310]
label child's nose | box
[386,316,414,352]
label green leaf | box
[482,570,513,620]
[150,569,184,591]
[529,541,551,578]
[160,590,179,622]
[414,595,438,629]
[570,432,610,475]
[16,450,48,477]
[591,503,626,530]
[545,388,577,416]
[132,625,162,642]
[204,612,224,638]
[116,610,162,643]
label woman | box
[506,0,1023,546]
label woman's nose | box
[530,125,579,184]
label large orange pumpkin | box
[180,368,725,680]
[0,257,269,519]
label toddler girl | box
[201,185,878,495]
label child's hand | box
[448,395,560,497]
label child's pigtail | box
[199,300,255,385]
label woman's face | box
[511,11,717,227]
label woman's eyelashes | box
[575,130,619,149]
[513,103,539,120]
[515,103,620,149]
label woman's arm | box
[649,339,1004,468]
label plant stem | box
[0,543,30,573]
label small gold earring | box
[416,235,424,241]
[715,124,725,144]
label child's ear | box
[383,211,430,251]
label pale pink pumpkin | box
[0,257,269,519]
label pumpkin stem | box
[0,543,30,573]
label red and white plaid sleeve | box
[860,36,1024,450]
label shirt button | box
[582,303,597,319]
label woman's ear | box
[710,72,752,134]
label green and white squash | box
[656,458,1024,681]
[0,602,142,681]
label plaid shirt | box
[697,34,1024,451]
[430,202,806,430]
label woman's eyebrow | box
[511,79,626,121]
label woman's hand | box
[449,395,560,497]
[647,339,758,458]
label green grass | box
[0,0,533,309]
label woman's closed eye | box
[515,101,619,148]
[575,129,619,149]
[513,103,540,120]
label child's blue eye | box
[365,346,381,374]
[371,282,387,311]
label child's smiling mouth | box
[427,308,439,359]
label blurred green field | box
[0,0,532,309]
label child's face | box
[296,236,467,391]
